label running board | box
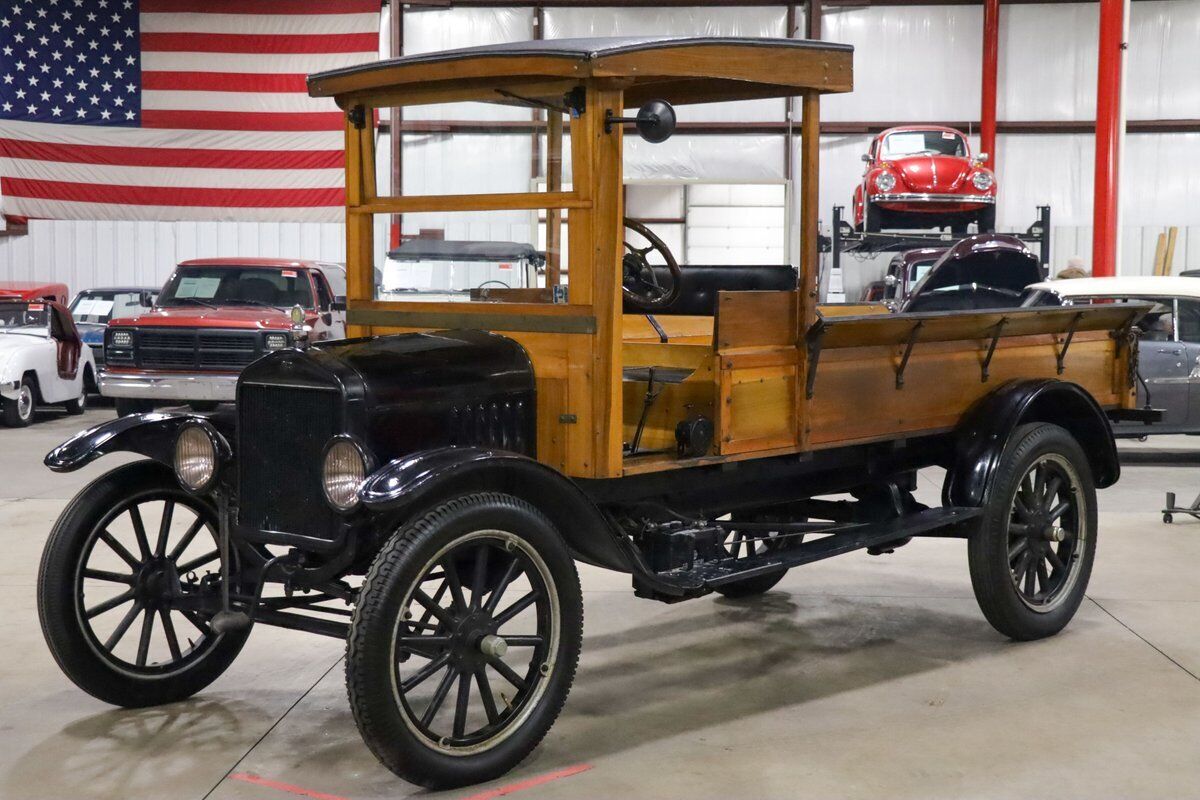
[658,507,981,593]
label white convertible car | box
[0,301,95,427]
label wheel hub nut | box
[1047,526,1066,542]
[479,634,508,658]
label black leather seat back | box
[624,265,798,316]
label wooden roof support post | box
[546,112,564,287]
[345,108,375,339]
[797,88,820,448]
[585,86,626,478]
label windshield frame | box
[0,301,51,336]
[881,130,969,160]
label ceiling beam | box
[380,119,1200,135]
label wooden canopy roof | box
[307,36,854,109]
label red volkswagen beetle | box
[853,125,996,234]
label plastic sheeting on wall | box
[823,5,983,123]
[1002,1,1200,121]
[403,8,533,121]
[545,6,787,121]
[625,135,784,182]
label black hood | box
[909,234,1043,297]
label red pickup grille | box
[135,329,262,370]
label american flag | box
[0,0,378,222]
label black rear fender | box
[359,447,634,573]
[44,412,229,473]
[943,379,1118,507]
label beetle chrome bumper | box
[870,193,995,204]
[99,370,239,401]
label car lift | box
[825,204,1053,277]
[1162,489,1200,524]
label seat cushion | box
[623,265,797,316]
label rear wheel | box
[64,386,87,415]
[115,398,155,417]
[2,376,36,427]
[968,423,1096,640]
[37,461,247,707]
[347,493,582,789]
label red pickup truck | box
[101,258,346,416]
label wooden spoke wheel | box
[37,462,249,707]
[347,493,582,789]
[969,423,1097,641]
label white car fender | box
[0,335,93,403]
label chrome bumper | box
[870,193,995,204]
[99,370,238,401]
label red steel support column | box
[980,0,999,168]
[388,1,403,250]
[1092,0,1126,277]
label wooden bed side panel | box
[805,332,1124,446]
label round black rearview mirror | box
[635,100,676,143]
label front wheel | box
[2,377,36,426]
[968,423,1097,641]
[347,493,582,789]
[37,461,248,707]
[864,202,883,233]
[64,387,87,415]
[977,205,997,233]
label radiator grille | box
[238,383,341,539]
[136,329,262,370]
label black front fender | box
[360,446,634,573]
[44,412,229,473]
[943,379,1119,507]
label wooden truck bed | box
[621,291,1141,475]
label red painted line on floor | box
[229,772,350,800]
[458,764,595,800]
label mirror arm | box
[604,110,641,133]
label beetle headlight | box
[875,171,896,192]
[265,333,288,350]
[175,424,217,492]
[972,171,994,191]
[322,438,368,511]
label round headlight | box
[875,171,896,192]
[972,171,994,191]
[175,424,217,492]
[322,438,367,511]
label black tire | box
[64,386,87,415]
[968,423,1097,641]
[1163,513,1173,524]
[864,202,883,233]
[977,205,997,233]
[2,375,36,427]
[115,398,155,417]
[188,401,219,413]
[38,461,249,707]
[347,493,583,789]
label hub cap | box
[16,384,32,420]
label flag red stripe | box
[0,138,342,170]
[142,72,309,93]
[2,178,344,208]
[141,0,379,13]
[141,32,377,55]
[140,110,346,132]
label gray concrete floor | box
[3,407,1200,799]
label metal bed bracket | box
[980,317,1008,383]
[1056,312,1084,375]
[895,320,924,389]
[805,320,826,399]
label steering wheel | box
[622,217,682,310]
